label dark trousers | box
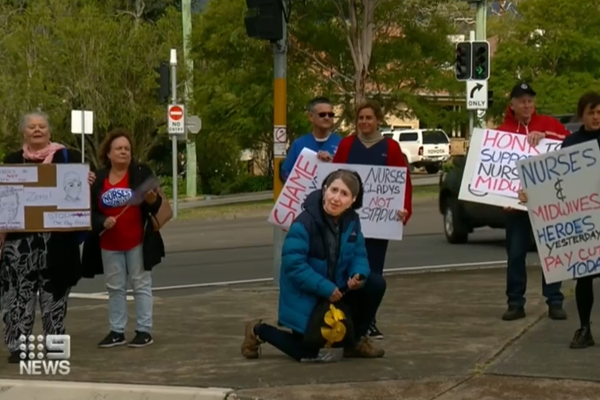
[576,276,595,327]
[505,211,563,307]
[256,274,387,361]
[365,239,389,276]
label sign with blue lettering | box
[517,140,600,283]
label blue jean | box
[101,245,153,333]
[505,211,563,307]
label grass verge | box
[178,184,438,220]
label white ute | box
[382,129,451,174]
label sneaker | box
[570,326,595,349]
[548,304,567,320]
[8,351,21,364]
[368,323,384,340]
[128,331,153,348]
[344,337,385,358]
[501,306,526,321]
[98,331,127,348]
[241,319,263,359]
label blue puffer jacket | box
[278,190,371,334]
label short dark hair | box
[307,97,331,112]
[322,169,364,209]
[98,128,134,167]
[577,91,600,118]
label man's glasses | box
[318,112,335,118]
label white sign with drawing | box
[0,167,38,183]
[56,164,90,210]
[43,211,91,229]
[23,187,58,206]
[0,186,25,230]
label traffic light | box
[244,0,283,42]
[454,42,471,81]
[155,62,170,104]
[471,41,490,80]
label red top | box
[497,105,571,140]
[332,136,413,224]
[98,172,143,251]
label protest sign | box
[459,128,561,210]
[517,140,600,283]
[268,149,320,230]
[316,163,407,240]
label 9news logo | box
[18,334,71,376]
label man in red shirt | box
[497,83,571,322]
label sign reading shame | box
[317,163,407,240]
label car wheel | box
[443,197,469,244]
[425,165,440,174]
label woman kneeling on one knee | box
[82,129,165,348]
[241,169,387,361]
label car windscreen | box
[422,130,449,144]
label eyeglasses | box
[318,112,335,118]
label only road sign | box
[168,104,185,134]
[466,80,488,110]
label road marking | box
[80,261,507,296]
[69,293,134,301]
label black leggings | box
[576,276,595,327]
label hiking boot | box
[128,331,153,348]
[368,323,384,340]
[548,304,567,320]
[98,331,127,348]
[343,337,385,358]
[501,306,525,321]
[241,319,263,359]
[570,326,595,349]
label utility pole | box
[182,0,197,197]
[170,49,179,218]
[271,6,287,287]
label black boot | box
[570,326,594,349]
[548,304,567,320]
[502,306,525,321]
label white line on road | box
[80,260,507,297]
[69,293,134,301]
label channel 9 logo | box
[18,334,71,376]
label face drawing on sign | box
[63,172,82,201]
[0,187,20,223]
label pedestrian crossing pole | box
[272,5,287,287]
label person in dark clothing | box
[498,83,570,321]
[520,92,600,348]
[241,170,386,361]
[332,100,413,339]
[1,111,96,363]
[82,129,165,348]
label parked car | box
[382,129,451,174]
[438,118,581,244]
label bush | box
[158,177,187,198]
[442,159,454,172]
[222,175,273,195]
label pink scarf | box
[22,142,65,164]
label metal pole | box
[468,30,475,138]
[81,110,85,163]
[182,0,197,197]
[170,48,179,218]
[272,9,287,287]
[475,0,487,128]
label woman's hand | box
[103,216,117,230]
[397,209,408,223]
[347,274,365,290]
[88,172,96,185]
[329,287,343,303]
[144,190,158,204]
[517,189,528,205]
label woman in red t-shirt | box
[82,129,165,348]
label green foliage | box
[159,176,187,198]
[223,175,273,195]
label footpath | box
[0,267,598,399]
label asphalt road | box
[73,198,533,295]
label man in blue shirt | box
[281,97,342,181]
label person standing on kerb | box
[519,91,600,348]
[332,100,413,340]
[498,82,571,322]
[280,97,342,181]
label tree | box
[489,0,600,121]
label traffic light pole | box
[475,0,487,128]
[468,30,475,139]
[272,8,287,287]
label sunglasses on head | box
[318,112,335,118]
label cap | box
[510,83,536,99]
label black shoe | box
[128,331,153,348]
[570,326,595,349]
[98,331,127,348]
[8,351,21,364]
[548,304,567,320]
[502,306,526,321]
[368,324,384,340]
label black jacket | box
[3,148,84,300]
[81,163,165,278]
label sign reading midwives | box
[517,139,600,283]
[459,128,561,210]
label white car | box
[383,129,451,174]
